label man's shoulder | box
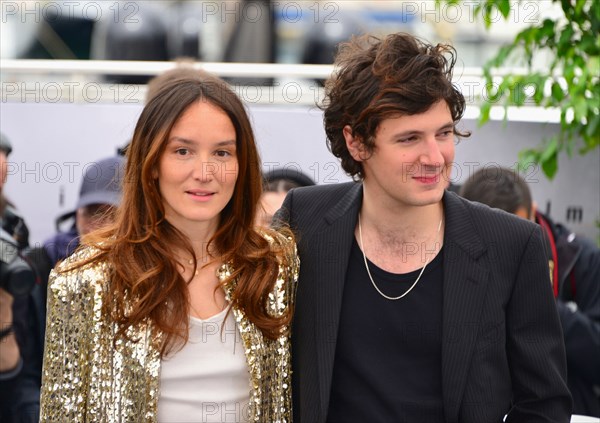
[446,191,538,240]
[280,182,358,223]
[290,182,356,203]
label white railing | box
[0,59,335,78]
[0,59,534,78]
[0,59,559,122]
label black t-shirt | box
[327,237,445,423]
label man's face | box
[76,204,116,236]
[354,100,455,210]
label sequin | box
[40,233,298,422]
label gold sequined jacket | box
[40,235,298,423]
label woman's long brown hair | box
[66,74,294,355]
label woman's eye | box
[215,150,232,157]
[175,148,189,156]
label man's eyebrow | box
[392,123,455,137]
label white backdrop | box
[1,101,598,245]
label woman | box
[39,74,298,422]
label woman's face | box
[157,100,239,234]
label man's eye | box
[399,136,417,143]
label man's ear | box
[343,125,367,161]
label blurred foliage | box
[438,0,600,179]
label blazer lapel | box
[313,183,362,420]
[441,192,490,423]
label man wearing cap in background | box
[17,155,125,422]
[41,155,125,267]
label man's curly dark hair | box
[321,32,471,179]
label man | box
[32,155,125,273]
[276,33,571,422]
[0,229,35,423]
[0,133,36,423]
[460,166,600,417]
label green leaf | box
[541,146,559,179]
[561,0,574,19]
[542,158,558,180]
[586,113,600,139]
[579,32,599,55]
[477,0,599,180]
[575,0,586,16]
[512,88,526,106]
[574,96,588,122]
[540,136,558,163]
[551,81,565,102]
[558,24,575,47]
[533,76,546,104]
[518,148,539,165]
[537,19,556,43]
[517,149,540,173]
[479,101,492,125]
[498,0,511,18]
[494,44,514,65]
[587,56,600,76]
[573,54,586,69]
[482,4,493,29]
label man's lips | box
[413,175,441,183]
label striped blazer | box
[279,182,571,423]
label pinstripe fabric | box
[279,182,571,423]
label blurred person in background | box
[0,134,36,423]
[257,168,315,227]
[40,73,298,422]
[0,236,35,423]
[146,59,212,104]
[16,155,125,423]
[460,166,600,417]
[1,133,29,249]
[28,155,126,286]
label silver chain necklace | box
[357,213,443,300]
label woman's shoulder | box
[261,228,299,269]
[261,227,294,248]
[50,245,109,293]
[260,228,299,308]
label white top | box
[158,308,250,423]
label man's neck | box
[360,192,444,245]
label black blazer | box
[279,182,572,423]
